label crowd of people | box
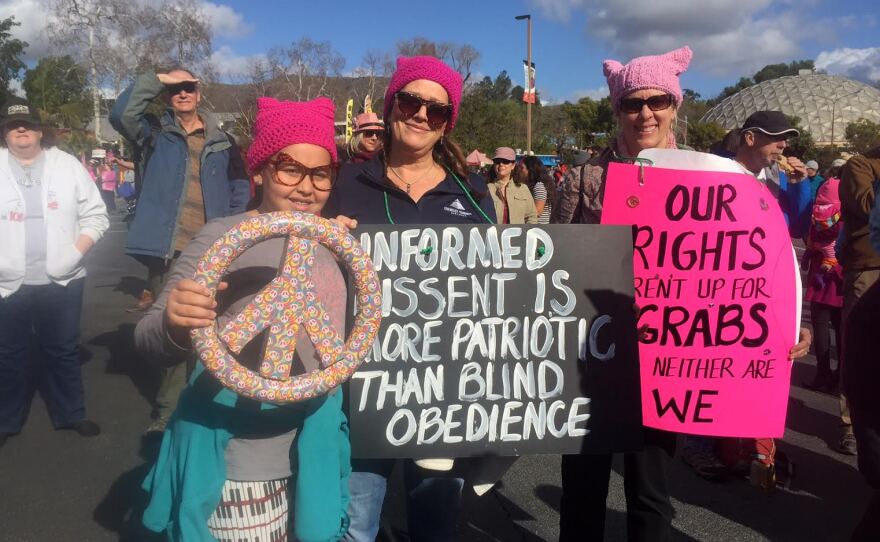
[0,40,877,542]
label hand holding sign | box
[602,151,800,438]
[190,212,382,404]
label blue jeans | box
[343,459,464,542]
[0,279,86,433]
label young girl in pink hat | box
[136,96,353,542]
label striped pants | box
[207,479,290,541]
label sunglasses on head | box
[167,82,199,96]
[269,152,337,192]
[618,94,674,114]
[394,91,452,129]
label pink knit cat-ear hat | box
[603,46,693,111]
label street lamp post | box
[515,14,532,154]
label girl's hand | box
[165,279,228,343]
[332,215,358,231]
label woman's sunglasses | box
[360,130,382,138]
[619,94,674,114]
[493,159,514,165]
[394,91,453,129]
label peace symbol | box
[190,211,382,403]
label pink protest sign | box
[601,159,798,438]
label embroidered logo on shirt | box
[443,198,472,218]
[47,191,58,210]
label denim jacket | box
[109,73,249,259]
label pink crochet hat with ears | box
[603,46,693,111]
[383,56,463,133]
[246,96,337,173]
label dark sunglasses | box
[394,91,452,129]
[166,82,199,95]
[361,130,382,138]
[493,159,514,165]
[619,94,674,114]
[269,153,337,192]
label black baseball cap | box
[741,111,799,137]
[0,97,40,129]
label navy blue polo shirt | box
[323,155,496,225]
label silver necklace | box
[388,163,435,195]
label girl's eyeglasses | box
[269,152,337,192]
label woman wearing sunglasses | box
[325,55,495,542]
[553,46,694,542]
[487,146,538,224]
[347,112,385,164]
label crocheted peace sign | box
[190,212,382,403]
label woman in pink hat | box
[135,96,353,542]
[325,55,496,542]
[553,46,695,542]
[347,112,385,163]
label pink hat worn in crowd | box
[383,56,463,133]
[493,147,516,161]
[354,112,384,133]
[246,96,337,173]
[814,177,841,222]
[603,46,693,111]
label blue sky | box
[3,0,879,102]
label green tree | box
[562,97,598,147]
[709,77,754,106]
[0,16,28,103]
[784,115,817,158]
[845,119,880,154]
[684,121,727,152]
[510,84,525,101]
[753,60,814,83]
[709,60,815,106]
[23,56,91,128]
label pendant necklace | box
[388,163,434,195]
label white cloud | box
[0,0,251,66]
[529,0,806,77]
[816,47,880,83]
[7,77,23,96]
[572,85,609,100]
[209,45,265,78]
[529,0,586,21]
[199,1,252,38]
[0,0,55,61]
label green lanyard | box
[383,165,495,225]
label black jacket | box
[323,154,496,225]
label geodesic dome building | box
[701,74,880,146]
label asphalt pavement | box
[0,210,871,541]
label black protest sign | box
[347,224,643,458]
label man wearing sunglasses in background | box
[110,67,249,434]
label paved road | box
[0,212,871,541]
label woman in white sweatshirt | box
[0,97,109,448]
